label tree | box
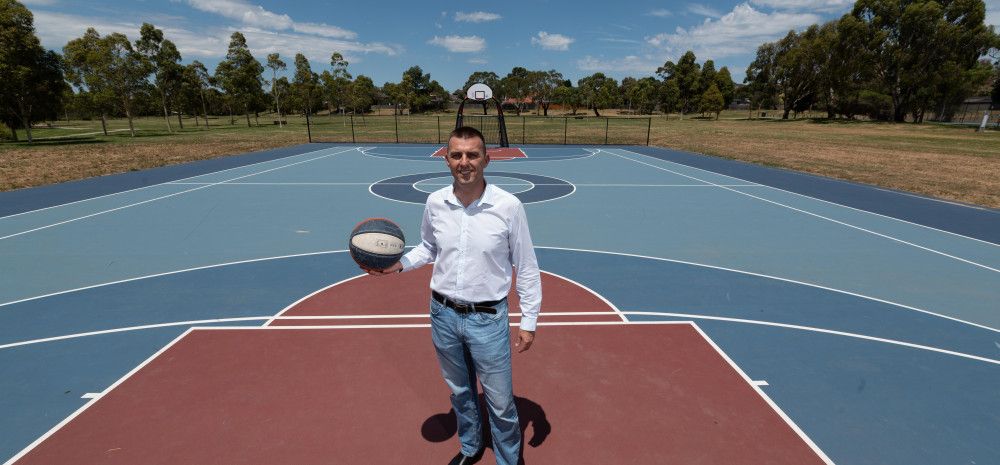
[699,60,717,97]
[851,0,997,121]
[322,51,352,116]
[657,51,701,116]
[381,81,404,115]
[627,77,660,114]
[136,23,182,131]
[398,65,442,113]
[0,0,67,142]
[715,67,736,108]
[266,53,286,125]
[214,32,264,127]
[188,61,212,126]
[744,42,779,118]
[65,30,148,137]
[500,67,531,115]
[700,83,725,119]
[774,26,824,119]
[577,72,619,117]
[552,85,582,115]
[659,79,680,114]
[348,75,376,114]
[64,28,115,135]
[290,53,319,115]
[528,69,563,116]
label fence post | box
[437,116,441,144]
[306,111,312,143]
[646,117,652,146]
[563,116,568,145]
[349,114,355,143]
[394,112,399,143]
[604,117,609,145]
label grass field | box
[3,110,999,209]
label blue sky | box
[24,0,1000,90]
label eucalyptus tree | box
[266,53,286,125]
[215,32,264,127]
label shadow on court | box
[421,394,551,465]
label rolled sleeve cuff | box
[399,255,413,272]
[518,315,537,332]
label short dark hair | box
[449,126,486,151]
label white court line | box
[611,147,1000,248]
[601,149,999,273]
[264,273,367,326]
[0,144,338,221]
[753,380,769,386]
[165,181,760,187]
[0,249,347,309]
[536,245,1000,334]
[624,311,1000,366]
[1,327,196,465]
[0,147,361,241]
[0,311,624,350]
[687,323,835,464]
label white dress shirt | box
[400,182,542,330]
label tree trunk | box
[782,108,791,120]
[275,92,283,127]
[245,109,252,127]
[22,115,33,143]
[229,105,235,125]
[161,93,172,132]
[177,110,184,129]
[542,103,549,116]
[201,92,210,128]
[100,113,109,136]
[124,103,136,137]
[593,106,601,117]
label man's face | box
[446,136,489,188]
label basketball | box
[349,218,406,271]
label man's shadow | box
[421,395,551,465]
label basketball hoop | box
[457,84,508,147]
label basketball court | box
[1,103,999,464]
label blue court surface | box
[1,143,998,464]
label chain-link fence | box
[306,114,653,145]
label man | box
[368,126,541,465]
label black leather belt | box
[432,290,503,314]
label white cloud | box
[531,31,574,51]
[468,58,488,65]
[648,9,673,17]
[578,55,659,75]
[428,35,485,53]
[750,0,853,13]
[688,3,723,17]
[455,11,502,22]
[647,3,818,59]
[187,0,292,29]
[186,0,357,39]
[31,10,398,63]
[291,22,357,39]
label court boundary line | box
[601,149,999,273]
[2,321,832,465]
[610,147,1000,248]
[536,246,1000,333]
[0,145,341,221]
[165,182,761,187]
[4,310,998,366]
[0,147,362,241]
[264,273,368,326]
[360,146,596,163]
[6,247,992,336]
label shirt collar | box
[445,181,495,208]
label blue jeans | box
[430,297,521,465]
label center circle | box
[371,171,573,205]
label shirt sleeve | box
[510,202,541,331]
[400,203,437,271]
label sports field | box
[3,113,1000,208]
[1,142,997,464]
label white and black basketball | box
[349,218,406,271]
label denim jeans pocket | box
[430,299,445,316]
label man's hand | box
[515,329,535,353]
[363,261,402,277]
